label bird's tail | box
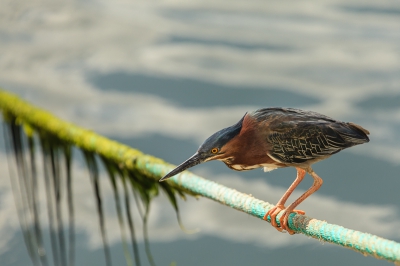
[346,122,370,143]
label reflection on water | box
[357,94,400,110]
[89,72,319,108]
[162,36,295,51]
[1,0,400,265]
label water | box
[0,0,400,265]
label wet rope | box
[137,158,400,263]
[1,89,399,264]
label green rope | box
[1,89,399,263]
[137,159,400,263]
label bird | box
[159,107,370,234]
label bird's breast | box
[227,163,280,172]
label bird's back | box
[251,108,369,165]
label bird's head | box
[159,114,246,182]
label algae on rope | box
[0,89,399,265]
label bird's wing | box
[267,121,369,164]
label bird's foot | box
[263,206,305,235]
[263,205,285,232]
[278,209,305,235]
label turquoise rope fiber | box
[2,89,398,263]
[136,156,400,264]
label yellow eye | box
[211,148,219,154]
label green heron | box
[159,108,370,234]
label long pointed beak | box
[159,152,203,182]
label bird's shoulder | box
[250,107,337,126]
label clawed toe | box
[264,206,305,234]
[263,205,285,229]
[279,211,295,235]
[293,209,305,215]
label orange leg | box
[263,168,306,231]
[279,169,323,234]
